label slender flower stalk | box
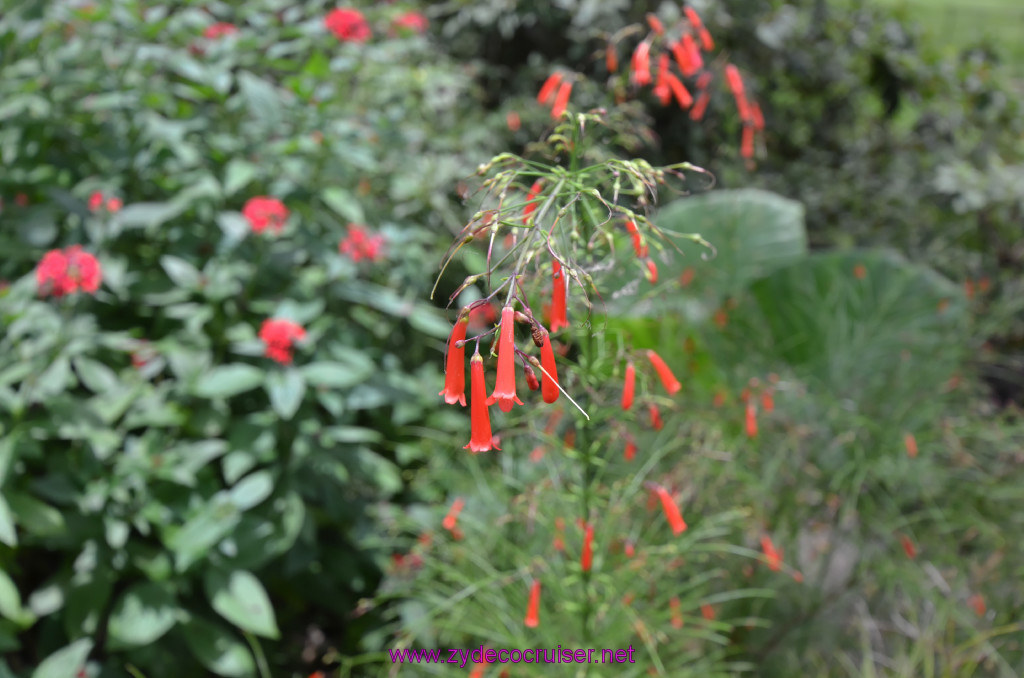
[439,313,469,406]
[647,350,681,395]
[465,352,499,453]
[488,306,524,412]
[524,580,541,628]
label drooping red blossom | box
[645,259,658,284]
[649,403,663,431]
[701,603,716,621]
[551,81,573,119]
[392,11,428,34]
[36,246,102,298]
[647,350,681,395]
[538,330,560,404]
[506,110,521,131]
[204,22,237,39]
[488,306,523,412]
[654,54,672,106]
[621,361,636,410]
[745,401,758,438]
[466,352,499,453]
[242,196,288,234]
[469,659,489,678]
[524,579,541,628]
[581,523,594,572]
[761,389,774,413]
[553,517,565,551]
[903,432,918,458]
[442,498,465,532]
[677,34,702,77]
[741,125,755,159]
[624,541,635,558]
[439,313,469,406]
[550,260,568,333]
[258,318,306,364]
[624,438,637,461]
[760,535,782,571]
[339,223,386,262]
[665,73,693,109]
[325,8,371,43]
[690,91,710,120]
[522,180,543,224]
[651,484,687,535]
[624,220,648,257]
[606,42,618,73]
[645,13,664,35]
[537,72,563,104]
[900,534,917,559]
[631,41,652,86]
[969,593,986,617]
[670,597,684,629]
[751,102,765,131]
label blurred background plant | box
[0,0,1022,677]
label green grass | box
[872,0,1024,72]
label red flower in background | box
[392,11,427,34]
[442,498,464,532]
[647,350,681,395]
[36,246,102,297]
[258,318,306,364]
[650,483,687,535]
[621,361,635,410]
[325,8,371,43]
[88,191,122,213]
[242,196,288,234]
[760,535,782,571]
[581,523,594,572]
[339,224,386,262]
[524,580,541,628]
[204,22,237,39]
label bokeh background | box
[0,1,1022,677]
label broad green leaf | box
[0,496,16,547]
[114,202,184,229]
[33,356,71,401]
[194,364,264,399]
[299,361,372,389]
[206,570,280,639]
[0,569,34,627]
[166,497,241,572]
[181,617,256,677]
[237,72,283,128]
[31,638,93,678]
[223,160,258,197]
[228,471,274,511]
[6,492,65,537]
[107,582,179,649]
[160,255,202,289]
[63,574,113,637]
[264,368,305,420]
[321,187,364,223]
[72,356,119,393]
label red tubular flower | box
[581,523,594,572]
[646,13,664,35]
[904,432,918,458]
[325,8,371,43]
[625,220,648,257]
[524,580,541,628]
[696,71,713,91]
[242,196,288,234]
[760,535,782,571]
[488,307,523,412]
[553,517,565,551]
[550,260,568,333]
[624,438,637,461]
[690,92,710,121]
[551,81,572,119]
[537,72,563,104]
[698,27,714,51]
[751,102,765,131]
[621,362,636,410]
[761,389,774,413]
[624,541,635,557]
[669,41,690,78]
[506,110,521,131]
[741,125,755,159]
[258,318,306,365]
[655,54,672,105]
[670,597,684,629]
[647,350,681,395]
[631,41,652,86]
[900,534,917,559]
[606,42,618,73]
[680,34,702,77]
[684,7,705,32]
[522,180,543,224]
[204,22,237,39]
[745,401,758,438]
[538,330,560,404]
[466,352,499,453]
[666,73,693,109]
[701,603,715,621]
[651,484,687,535]
[645,259,658,284]
[442,498,465,532]
[969,593,986,617]
[649,403,663,431]
[725,64,745,98]
[340,223,386,262]
[439,314,469,406]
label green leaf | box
[228,471,274,511]
[6,492,65,537]
[0,570,34,627]
[264,368,305,420]
[107,582,179,649]
[237,72,283,128]
[114,201,184,229]
[161,255,202,289]
[33,356,71,401]
[181,617,256,678]
[321,187,364,223]
[166,497,241,572]
[0,495,16,547]
[216,212,251,244]
[223,160,258,197]
[206,570,280,640]
[194,364,265,399]
[31,638,93,678]
[299,361,372,389]
[72,356,119,393]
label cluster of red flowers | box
[604,5,764,160]
[35,246,102,298]
[88,191,122,213]
[439,301,561,454]
[242,196,289,234]
[258,318,306,364]
[325,7,371,43]
[536,72,574,120]
[339,223,386,262]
